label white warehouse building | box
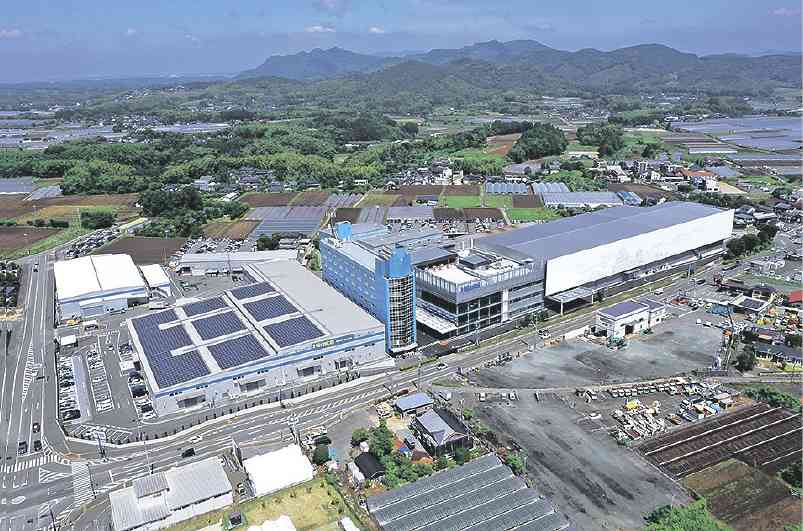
[477,202,734,313]
[54,254,148,322]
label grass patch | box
[444,195,482,208]
[358,193,398,207]
[736,175,781,186]
[168,479,362,531]
[483,195,513,208]
[15,204,118,224]
[566,141,598,152]
[507,208,560,221]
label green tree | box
[256,234,280,251]
[644,500,729,531]
[743,385,801,413]
[350,428,370,447]
[462,408,474,421]
[312,444,330,465]
[369,421,394,458]
[505,453,525,475]
[735,346,756,372]
[434,455,449,471]
[785,334,802,348]
[80,210,115,229]
[576,123,624,156]
[453,447,469,465]
[507,123,568,163]
[780,460,802,488]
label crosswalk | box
[71,462,94,507]
[39,467,71,484]
[1,451,70,474]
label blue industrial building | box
[321,223,418,353]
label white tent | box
[243,445,314,497]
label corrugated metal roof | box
[394,392,433,412]
[164,457,232,509]
[541,192,623,207]
[133,472,168,497]
[598,300,646,319]
[477,202,727,265]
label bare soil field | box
[42,193,139,207]
[203,221,259,239]
[397,185,444,196]
[0,195,36,219]
[683,459,801,531]
[512,194,544,208]
[442,184,481,196]
[485,133,521,156]
[463,207,504,221]
[291,191,329,206]
[92,236,187,264]
[241,193,297,207]
[0,226,61,251]
[359,193,400,207]
[0,193,139,221]
[475,397,689,530]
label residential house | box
[410,408,472,457]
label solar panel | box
[507,510,567,531]
[182,297,227,317]
[264,316,324,348]
[230,282,275,300]
[148,350,210,388]
[434,488,539,531]
[243,296,298,322]
[208,335,273,369]
[192,311,245,340]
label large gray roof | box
[477,202,727,265]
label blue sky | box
[1,0,800,82]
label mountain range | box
[238,40,801,95]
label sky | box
[1,0,801,83]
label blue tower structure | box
[320,221,417,354]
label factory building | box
[320,223,421,353]
[54,254,148,322]
[174,250,298,276]
[321,202,732,342]
[128,259,387,415]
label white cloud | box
[125,28,138,37]
[368,26,386,34]
[771,7,801,16]
[0,29,22,39]
[305,25,336,33]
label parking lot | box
[475,308,726,390]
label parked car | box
[33,440,42,452]
[180,448,195,458]
[32,422,40,433]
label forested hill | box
[239,40,801,95]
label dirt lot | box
[92,236,187,264]
[485,133,521,156]
[475,397,690,530]
[203,221,259,239]
[463,207,504,221]
[332,208,361,224]
[241,193,297,207]
[683,459,801,531]
[0,226,61,251]
[476,312,723,389]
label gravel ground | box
[476,309,724,389]
[475,396,690,531]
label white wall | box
[545,209,733,296]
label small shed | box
[354,453,385,480]
[394,392,434,416]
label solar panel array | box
[230,282,275,300]
[485,182,530,194]
[182,297,227,317]
[503,511,566,531]
[243,295,298,322]
[208,335,272,369]
[264,316,324,348]
[248,206,327,237]
[149,350,210,388]
[192,311,245,340]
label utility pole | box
[49,506,58,531]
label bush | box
[780,461,802,488]
[350,428,369,447]
[312,444,330,465]
[80,210,115,229]
[645,500,728,530]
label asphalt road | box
[0,250,759,531]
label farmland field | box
[92,236,187,264]
[0,193,139,221]
[512,195,543,208]
[444,195,481,208]
[203,221,259,239]
[683,459,801,531]
[442,184,480,196]
[241,192,297,207]
[507,208,559,221]
[0,227,62,254]
[358,193,399,207]
[483,194,513,208]
[291,191,330,206]
[485,133,521,156]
